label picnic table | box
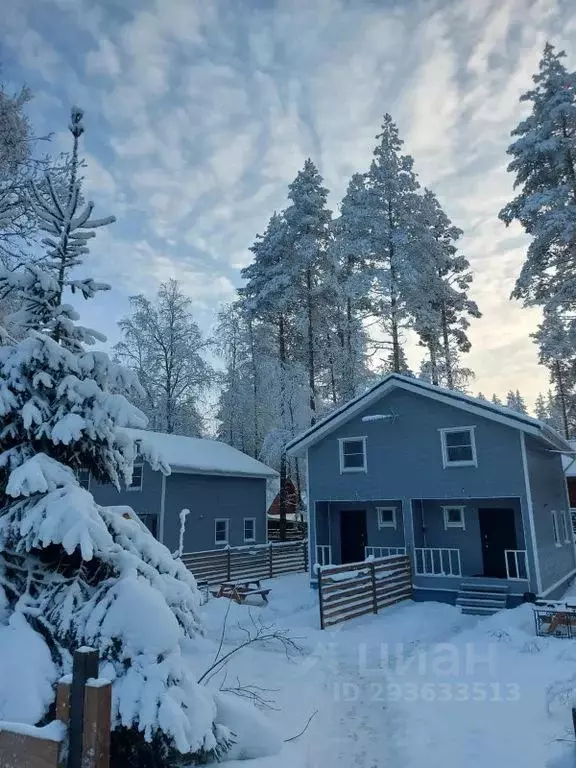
[212,579,270,604]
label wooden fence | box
[181,540,308,585]
[318,554,412,629]
[0,648,110,768]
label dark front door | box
[478,508,517,578]
[340,509,367,564]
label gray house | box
[287,374,576,612]
[84,430,277,553]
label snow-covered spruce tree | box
[505,389,528,414]
[0,109,231,767]
[535,392,549,420]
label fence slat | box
[318,554,412,629]
[182,541,307,585]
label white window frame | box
[439,427,477,468]
[76,469,91,491]
[127,463,144,492]
[215,518,229,546]
[552,510,562,547]
[443,505,466,530]
[377,507,397,529]
[243,517,256,543]
[338,436,367,474]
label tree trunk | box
[248,318,259,457]
[441,304,454,389]
[306,267,317,425]
[388,204,401,373]
[428,341,439,385]
[555,359,570,439]
[278,315,288,541]
[390,254,400,373]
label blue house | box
[286,374,576,612]
[84,430,277,554]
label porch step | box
[456,583,509,616]
[459,582,509,593]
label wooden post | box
[269,543,273,579]
[68,648,99,768]
[318,568,325,630]
[226,547,231,581]
[370,562,378,614]
[572,706,576,739]
[56,678,71,724]
[83,679,112,768]
[303,540,309,573]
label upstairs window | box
[76,469,91,490]
[440,427,477,468]
[127,463,144,491]
[377,507,397,529]
[339,437,367,473]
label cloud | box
[5,0,575,406]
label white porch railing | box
[365,546,406,559]
[414,548,462,577]
[316,544,332,566]
[505,549,528,580]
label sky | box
[2,0,576,408]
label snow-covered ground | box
[195,573,576,767]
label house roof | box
[286,373,572,456]
[127,429,278,479]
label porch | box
[411,498,530,585]
[314,497,531,589]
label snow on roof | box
[286,373,572,456]
[126,429,278,479]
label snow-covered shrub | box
[0,108,231,766]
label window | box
[243,518,256,543]
[440,427,477,468]
[339,437,367,473]
[443,506,465,530]
[215,518,229,545]
[564,510,573,544]
[76,469,90,490]
[552,510,562,547]
[377,507,397,529]
[127,464,143,491]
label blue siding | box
[90,463,163,532]
[89,466,268,553]
[162,473,267,552]
[525,435,576,593]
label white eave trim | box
[286,376,556,456]
[170,465,278,479]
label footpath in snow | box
[195,573,576,767]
